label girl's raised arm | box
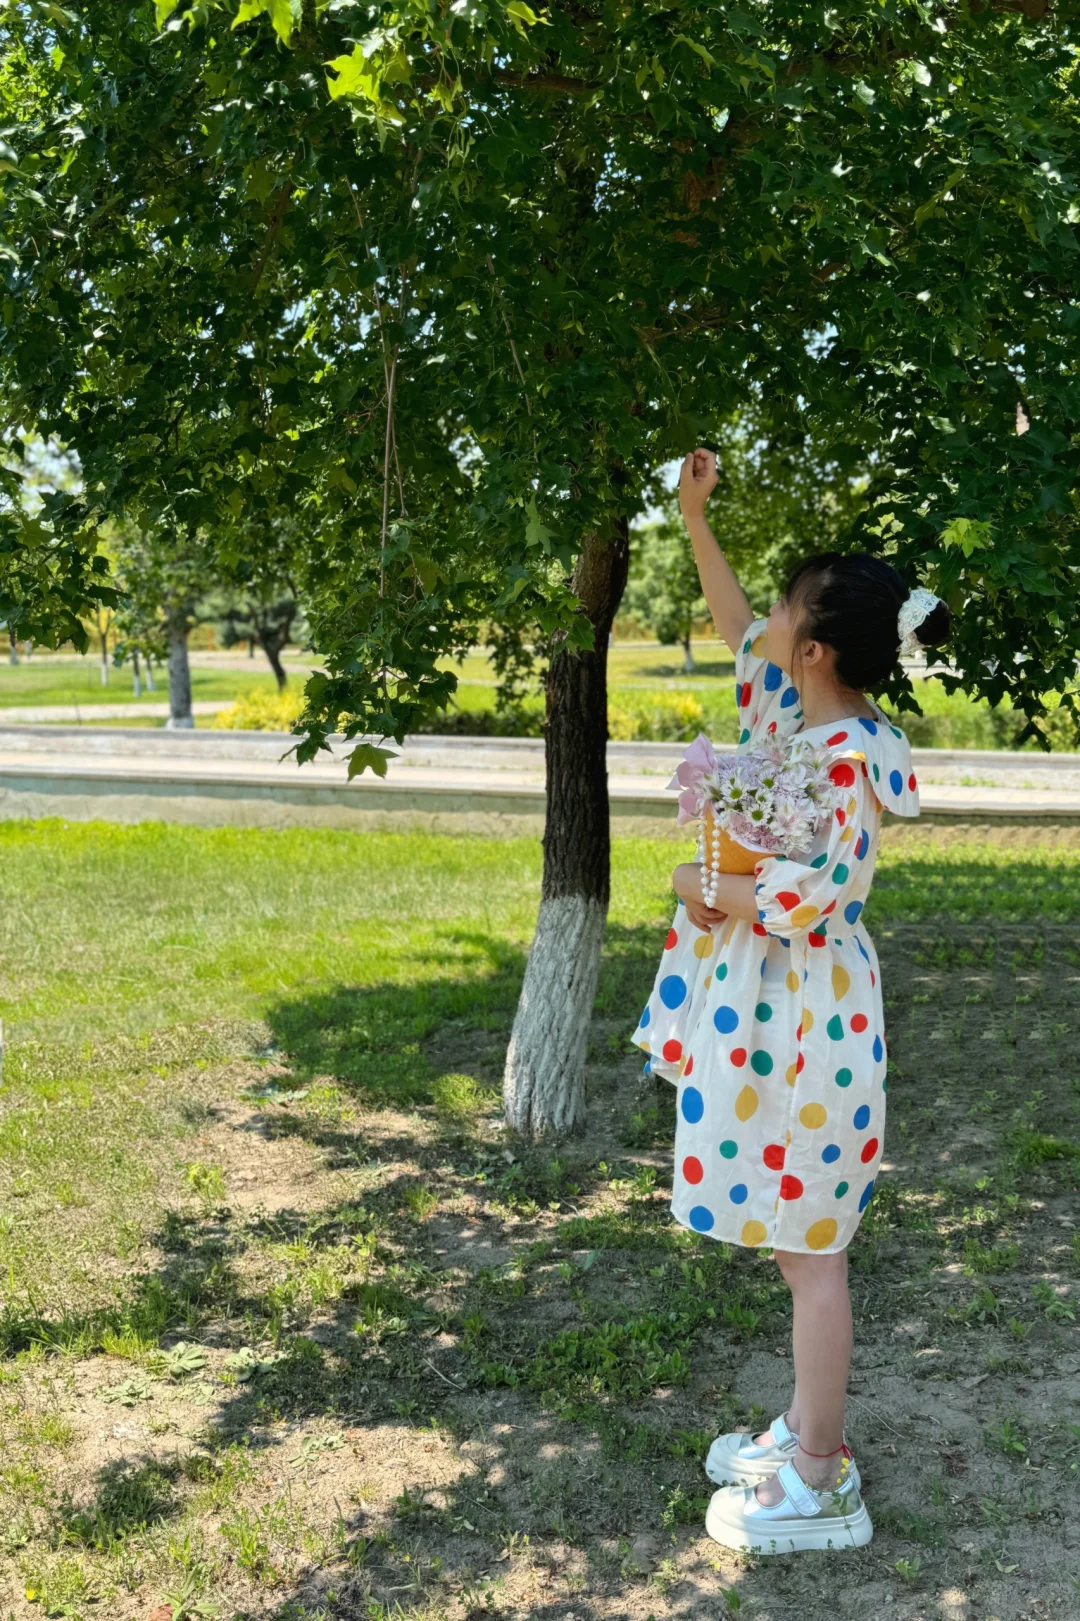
[678,448,755,655]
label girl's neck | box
[797,674,876,731]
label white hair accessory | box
[897,587,942,659]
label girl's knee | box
[774,1246,848,1283]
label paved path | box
[1,726,1079,830]
[0,700,228,723]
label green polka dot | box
[835,1180,850,1198]
[882,1075,888,1091]
[742,638,752,653]
[755,1002,772,1022]
[835,1067,852,1087]
[739,728,751,744]
[810,853,828,869]
[719,1139,738,1159]
[717,962,728,980]
[872,762,880,781]
[833,864,849,885]
[890,725,903,738]
[750,1050,773,1076]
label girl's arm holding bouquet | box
[678,448,755,655]
[673,863,758,928]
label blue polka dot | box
[759,953,767,970]
[854,1104,871,1130]
[639,1005,651,1028]
[763,662,784,691]
[872,1034,884,1063]
[855,829,870,861]
[858,718,878,735]
[780,686,799,709]
[734,682,743,706]
[822,1143,841,1164]
[713,1005,739,1035]
[729,1184,748,1205]
[660,975,687,1009]
[854,936,870,963]
[889,768,903,796]
[689,1204,715,1231]
[858,1179,876,1212]
[681,1086,704,1124]
[844,900,864,925]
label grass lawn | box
[0,661,292,711]
[1,820,1079,1620]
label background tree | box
[624,515,708,672]
[2,1,1078,1139]
[111,525,220,728]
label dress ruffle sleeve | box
[753,785,869,942]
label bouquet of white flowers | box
[667,733,842,907]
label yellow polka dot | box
[840,825,854,842]
[751,633,767,656]
[805,1217,839,1251]
[724,919,738,946]
[735,1084,759,1122]
[846,795,857,815]
[800,1102,827,1129]
[802,1007,814,1034]
[678,1055,688,1077]
[785,1062,797,1087]
[785,969,800,993]
[832,965,850,1001]
[638,1041,651,1051]
[791,903,817,927]
[704,975,712,989]
[694,932,715,959]
[742,1220,768,1246]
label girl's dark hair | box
[784,552,952,691]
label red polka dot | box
[780,1175,804,1200]
[662,1038,683,1062]
[683,1155,704,1184]
[861,761,869,776]
[870,971,876,987]
[860,1137,879,1163]
[752,712,758,727]
[767,720,777,733]
[740,685,752,707]
[829,762,856,788]
[684,1055,694,1076]
[795,1023,802,1041]
[835,807,846,825]
[730,1047,747,1067]
[908,773,917,791]
[763,1142,786,1171]
[776,891,801,911]
[827,731,849,746]
[752,923,767,937]
[665,928,678,950]
[821,900,836,915]
[809,932,827,948]
[850,1014,868,1034]
[796,1051,805,1073]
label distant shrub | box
[607,691,706,741]
[212,690,305,731]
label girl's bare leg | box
[751,1247,852,1505]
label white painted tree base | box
[503,893,606,1139]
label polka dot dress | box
[631,619,920,1255]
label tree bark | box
[166,609,194,728]
[682,632,695,673]
[260,635,289,690]
[503,517,631,1139]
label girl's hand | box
[673,861,727,932]
[678,447,719,521]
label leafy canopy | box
[1,0,1078,744]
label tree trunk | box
[682,632,695,673]
[259,634,289,691]
[7,631,18,666]
[132,648,142,699]
[166,610,194,728]
[503,518,631,1139]
[144,658,156,692]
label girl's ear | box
[800,638,826,670]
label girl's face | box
[763,592,798,676]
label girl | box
[631,447,951,1555]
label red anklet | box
[798,1442,852,1458]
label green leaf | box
[506,1,541,27]
[154,0,178,23]
[525,495,552,553]
[941,517,992,558]
[347,743,395,779]
[675,34,718,69]
[232,0,300,44]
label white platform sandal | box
[705,1452,873,1554]
[705,1411,861,1491]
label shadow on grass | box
[10,921,1080,1618]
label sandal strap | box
[776,1459,823,1517]
[770,1412,796,1447]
